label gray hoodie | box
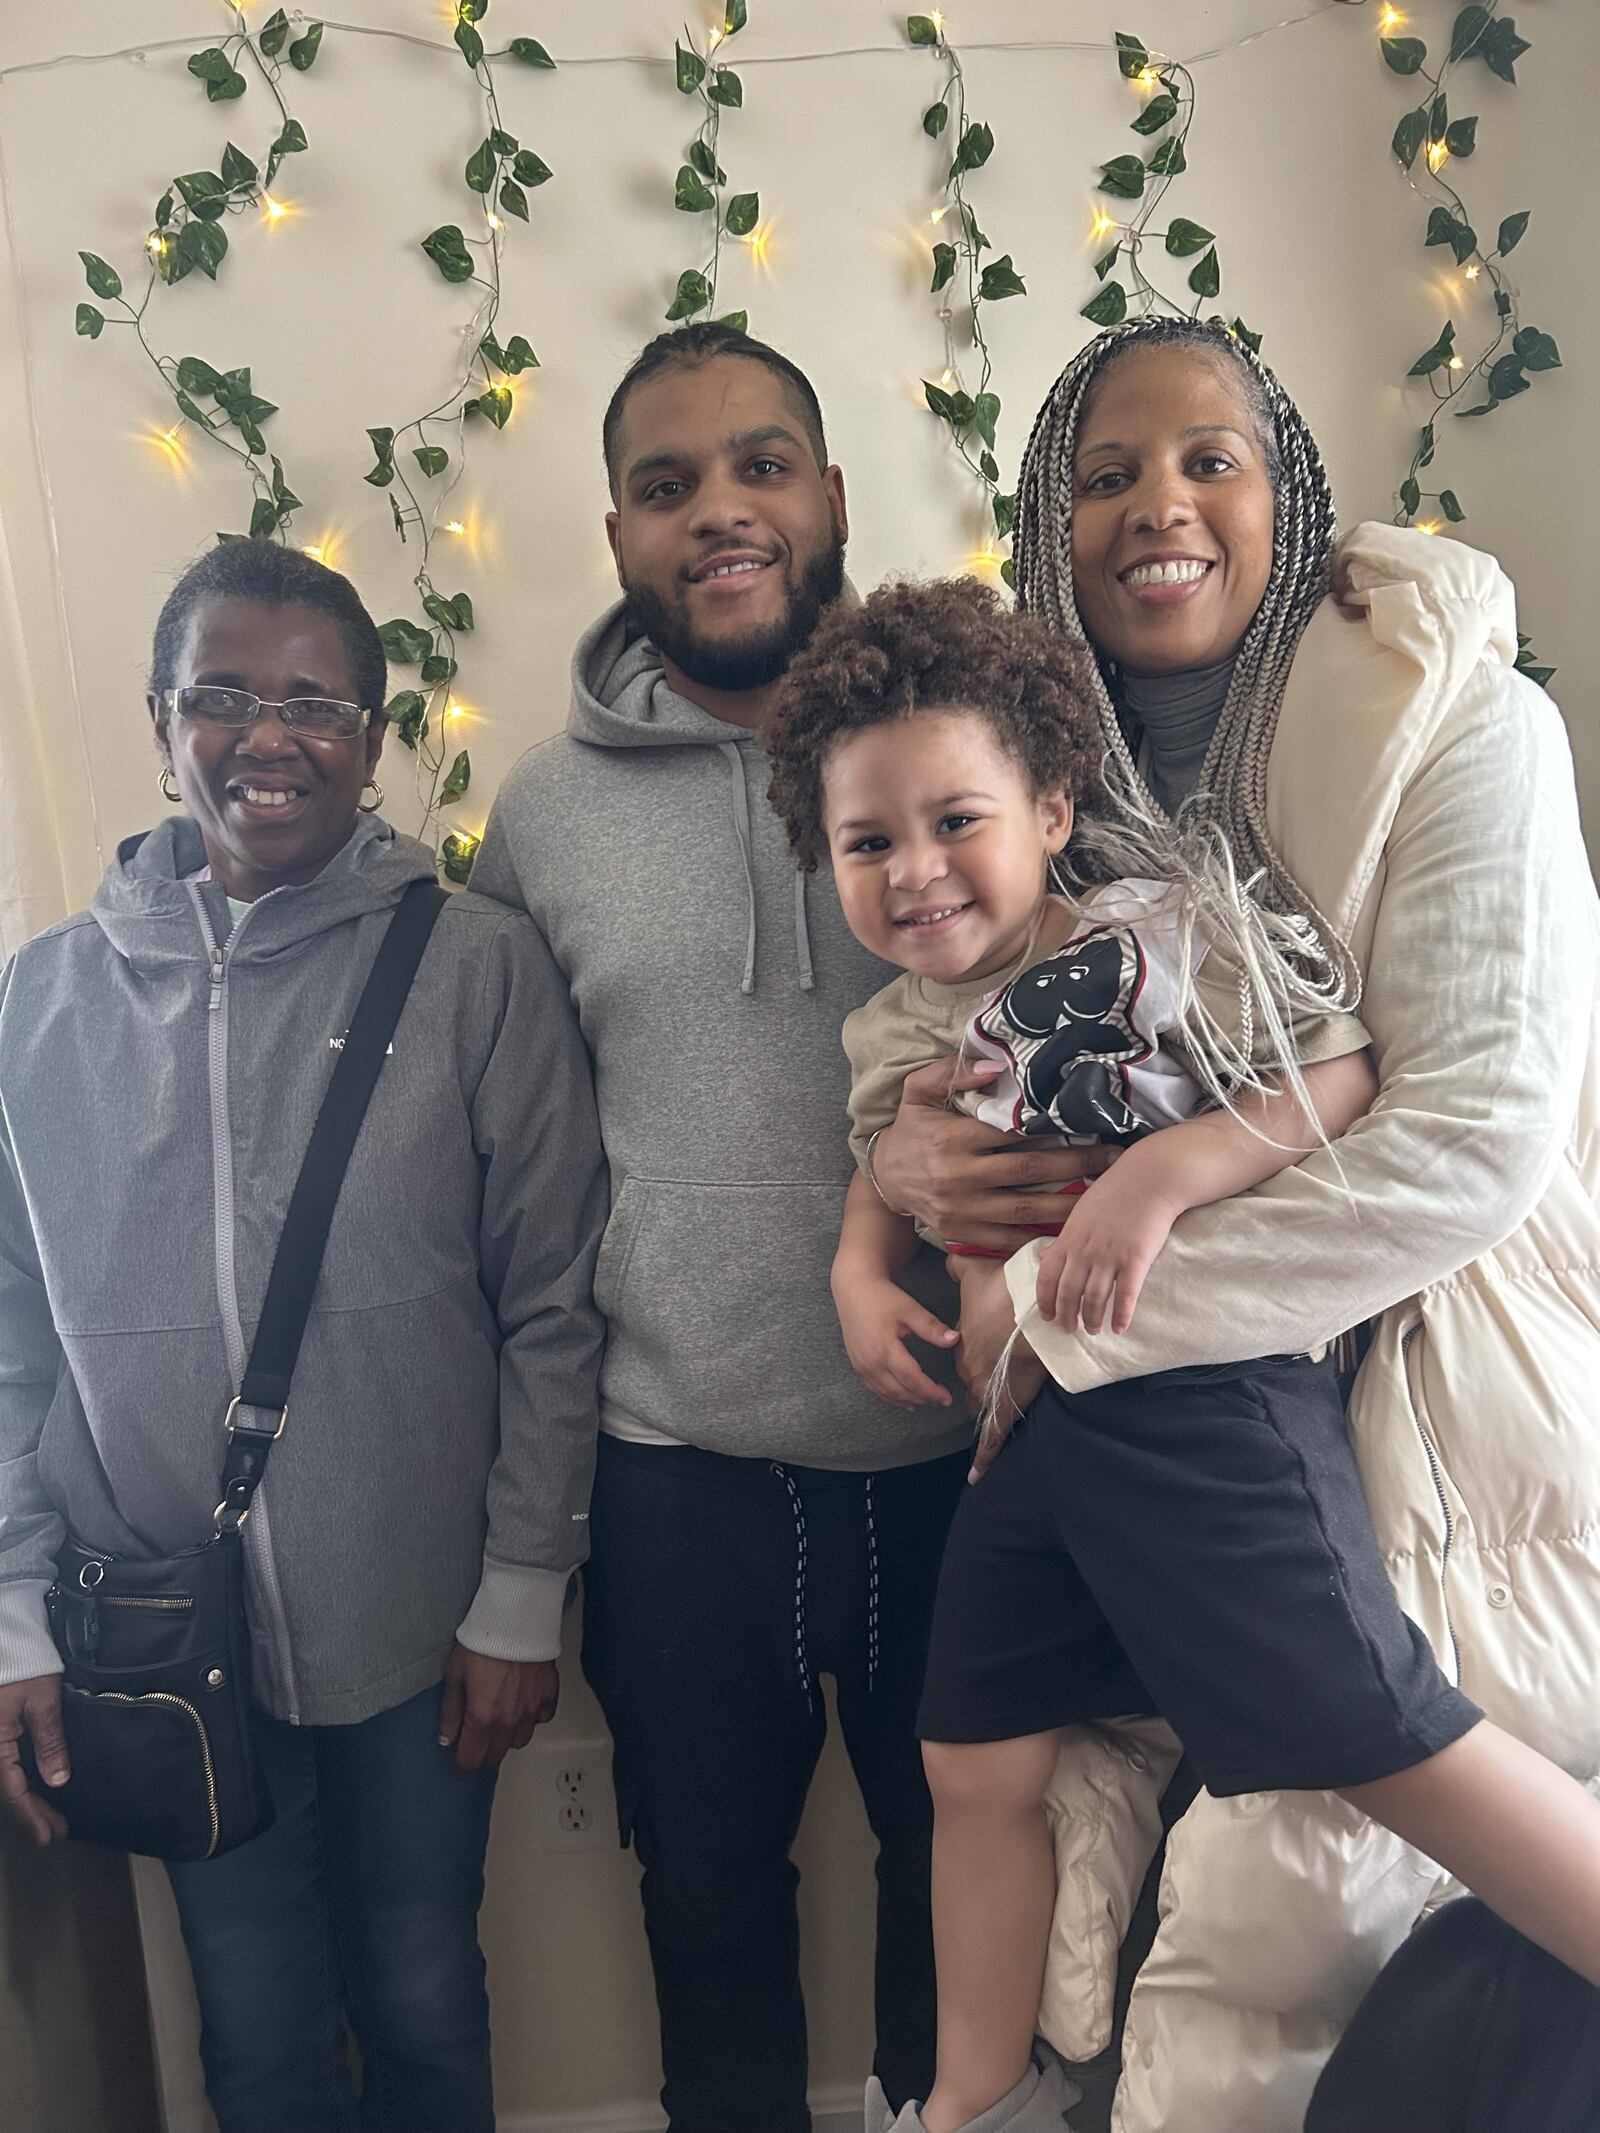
[0,815,606,1724]
[472,602,967,1472]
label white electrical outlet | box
[531,1737,615,1855]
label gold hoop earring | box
[158,766,181,805]
[357,780,384,814]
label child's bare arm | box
[833,1171,957,1410]
[1038,1049,1378,1337]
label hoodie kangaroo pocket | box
[596,1178,852,1429]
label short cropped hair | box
[766,576,1102,871]
[150,539,388,714]
[602,321,828,496]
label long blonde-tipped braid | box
[1013,315,1362,1111]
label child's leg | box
[919,1729,1062,2133]
[1341,1719,1600,1988]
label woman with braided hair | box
[867,317,1600,2133]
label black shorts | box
[918,1353,1481,1796]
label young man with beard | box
[471,325,972,2133]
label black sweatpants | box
[582,1435,968,2133]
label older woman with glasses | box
[0,540,607,2133]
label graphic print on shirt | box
[973,926,1156,1143]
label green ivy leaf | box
[1440,489,1466,522]
[386,690,427,748]
[724,0,748,33]
[178,219,229,279]
[513,150,552,188]
[465,139,498,194]
[907,14,941,46]
[978,254,1026,301]
[420,654,457,686]
[237,412,267,456]
[675,165,717,213]
[1382,35,1428,74]
[972,392,1001,449]
[380,619,434,665]
[270,457,299,509]
[1187,245,1220,299]
[1094,245,1120,281]
[174,390,208,425]
[74,303,104,338]
[79,251,122,301]
[421,225,475,283]
[289,23,324,71]
[509,37,556,67]
[476,385,513,428]
[717,309,749,332]
[479,330,505,371]
[1496,210,1530,256]
[930,241,957,292]
[923,101,948,138]
[454,20,484,67]
[1428,92,1448,141]
[175,355,223,394]
[175,171,229,220]
[1114,31,1149,79]
[499,178,529,221]
[947,390,976,428]
[155,189,175,228]
[979,449,999,482]
[441,750,472,803]
[220,143,259,191]
[1449,5,1491,60]
[666,268,713,320]
[951,121,994,176]
[413,446,450,477]
[1399,477,1421,516]
[1098,155,1146,199]
[1514,326,1561,371]
[960,203,989,251]
[186,47,234,84]
[1000,557,1016,591]
[1425,207,1476,265]
[1082,280,1129,327]
[1494,289,1512,317]
[1408,320,1456,376]
[1418,421,1436,466]
[1147,135,1186,176]
[247,497,278,539]
[1487,352,1530,400]
[458,0,489,18]
[689,140,726,182]
[1164,216,1213,257]
[1392,108,1427,170]
[1443,116,1477,158]
[441,833,478,884]
[271,119,309,159]
[422,591,462,632]
[992,491,1016,540]
[501,334,539,373]
[1229,317,1263,354]
[708,67,743,107]
[1131,91,1178,135]
[725,191,760,237]
[676,42,706,93]
[922,379,957,421]
[1479,16,1530,83]
[259,9,291,57]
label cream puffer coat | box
[1003,524,1600,2131]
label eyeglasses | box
[164,686,372,741]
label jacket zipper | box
[64,1684,220,1856]
[100,1595,193,1611]
[1404,1324,1464,1682]
[188,885,303,1722]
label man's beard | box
[624,535,846,693]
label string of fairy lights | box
[60,0,1561,880]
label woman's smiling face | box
[151,598,385,902]
[1068,343,1277,676]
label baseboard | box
[500,2087,861,2132]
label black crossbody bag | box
[29,879,447,1863]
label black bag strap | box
[214,878,447,1531]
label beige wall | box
[0,2,1594,2127]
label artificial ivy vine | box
[1370,1,1559,684]
[1081,30,1257,351]
[906,13,1027,587]
[370,0,556,878]
[668,2,755,327]
[73,8,320,543]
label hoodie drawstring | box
[720,741,816,996]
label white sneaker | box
[863,2048,1082,2133]
[863,2074,923,2131]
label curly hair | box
[766,576,1102,872]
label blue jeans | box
[166,1683,496,2133]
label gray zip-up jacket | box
[472,601,967,1471]
[0,815,606,1725]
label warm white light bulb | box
[1464,264,1481,280]
[261,194,288,223]
[1448,355,1464,370]
[444,520,466,536]
[1427,140,1448,170]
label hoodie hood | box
[91,813,437,969]
[567,597,813,994]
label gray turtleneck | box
[1119,657,1235,814]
